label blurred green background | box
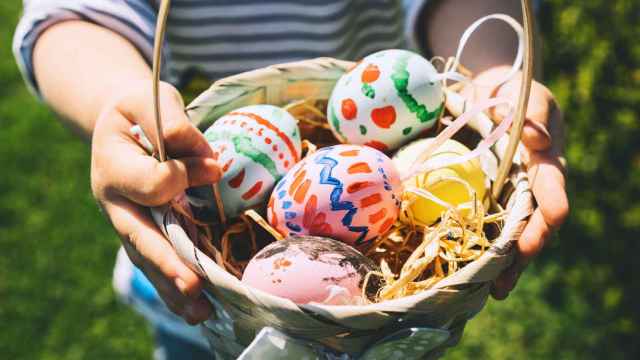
[1,1,639,359]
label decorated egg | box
[327,49,444,152]
[393,138,487,225]
[268,144,401,248]
[241,235,379,305]
[187,105,302,221]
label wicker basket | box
[146,57,533,359]
[144,1,536,358]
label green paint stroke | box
[402,127,412,135]
[361,83,376,99]
[205,131,279,180]
[391,54,444,124]
[359,125,368,135]
[330,103,343,137]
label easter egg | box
[393,138,487,225]
[327,49,444,152]
[241,235,379,305]
[187,105,302,221]
[268,144,401,248]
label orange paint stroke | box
[347,181,374,194]
[230,111,300,163]
[361,64,380,83]
[289,170,306,196]
[294,179,311,204]
[339,149,360,157]
[369,208,387,224]
[348,162,372,174]
[242,181,263,200]
[228,169,245,188]
[371,106,396,129]
[360,193,382,208]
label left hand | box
[463,66,570,299]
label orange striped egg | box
[267,145,401,249]
[188,105,302,221]
[327,49,444,152]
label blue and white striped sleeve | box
[12,0,158,97]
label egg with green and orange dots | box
[328,49,445,152]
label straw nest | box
[170,85,508,303]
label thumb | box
[117,80,213,158]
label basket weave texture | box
[150,58,534,359]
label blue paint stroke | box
[286,222,302,232]
[315,153,370,245]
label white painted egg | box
[187,104,302,221]
[327,49,444,152]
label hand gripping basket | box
[147,1,536,359]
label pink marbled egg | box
[241,235,378,305]
[267,144,402,248]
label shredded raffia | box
[363,194,506,301]
[168,95,507,302]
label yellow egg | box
[393,138,486,225]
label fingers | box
[527,149,570,229]
[106,196,212,323]
[113,150,221,206]
[467,67,560,152]
[491,143,569,300]
[518,207,552,261]
[491,140,568,301]
[494,78,555,151]
[465,68,569,300]
[92,109,221,206]
[116,81,213,158]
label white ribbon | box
[433,13,525,89]
[403,97,515,182]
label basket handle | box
[492,0,535,198]
[151,0,172,162]
[149,0,535,199]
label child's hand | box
[464,67,570,300]
[91,79,221,324]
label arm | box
[26,19,217,322]
[421,0,569,299]
[33,21,151,140]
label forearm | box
[423,0,540,76]
[33,20,151,140]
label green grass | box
[0,2,152,359]
[2,0,639,359]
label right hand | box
[91,79,221,324]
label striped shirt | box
[13,0,429,96]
